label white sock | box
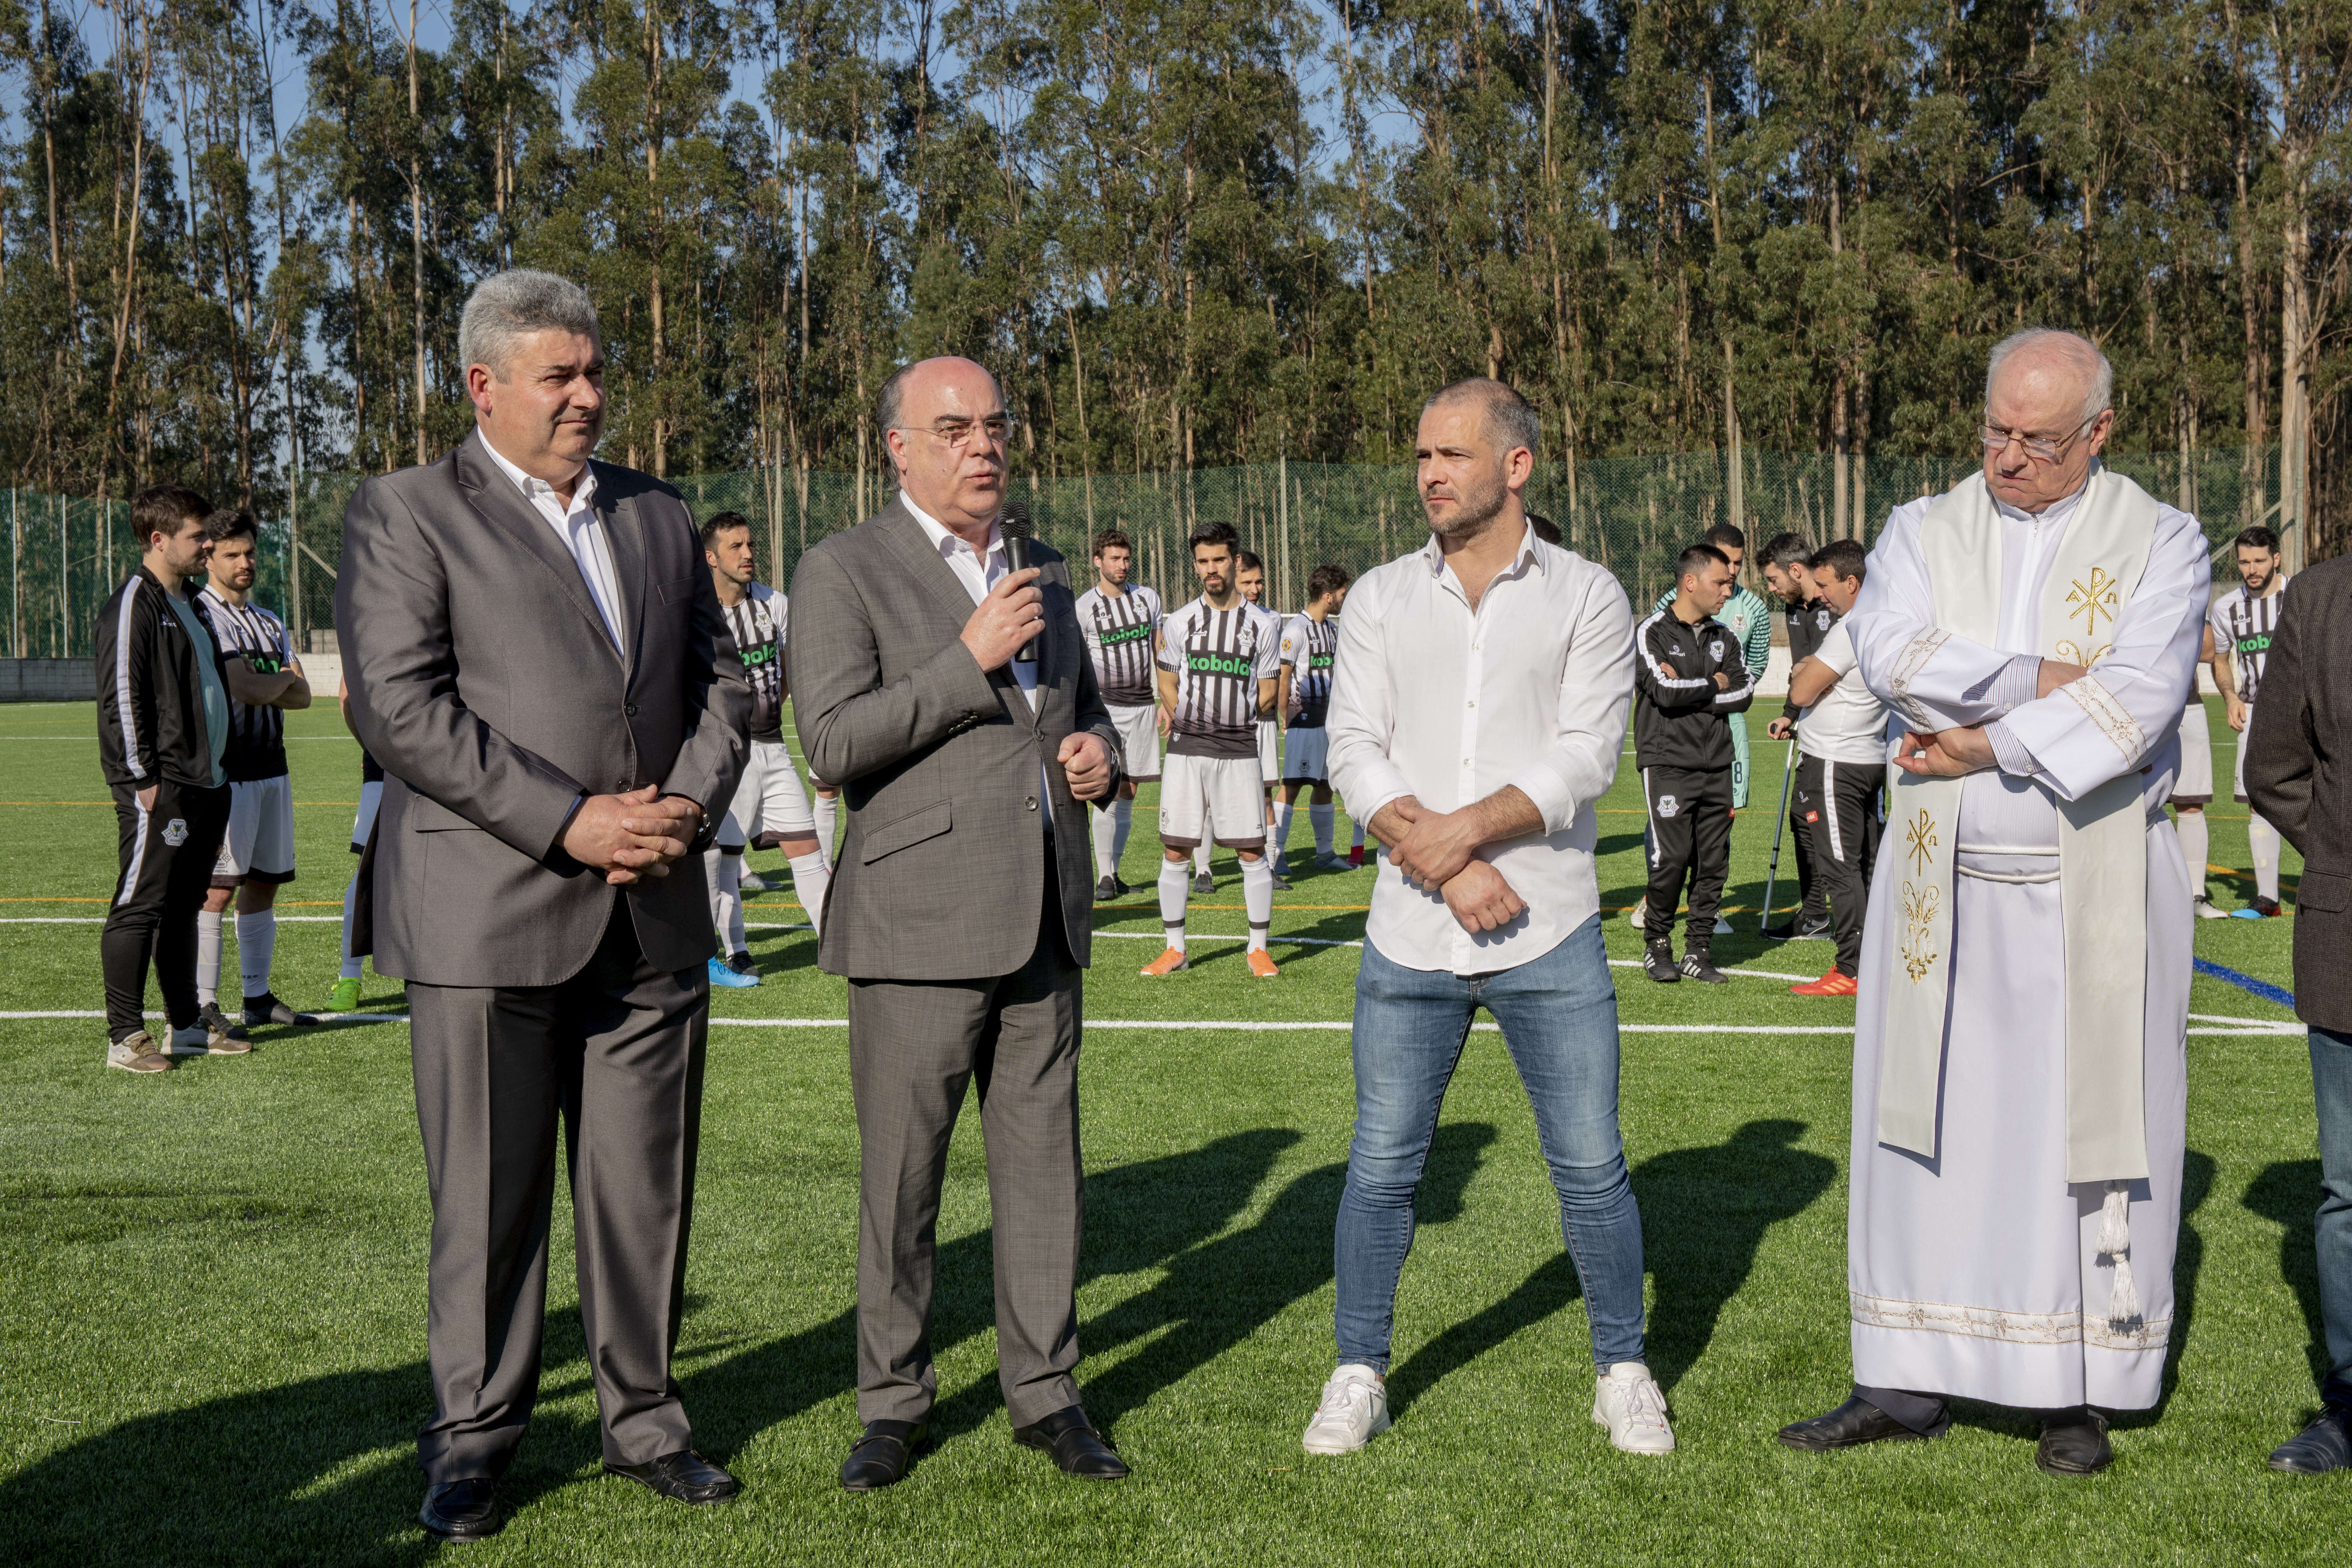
[1351,817,1366,849]
[1092,803,1120,881]
[339,874,365,980]
[1311,803,1335,855]
[1242,855,1274,950]
[2175,811,2208,899]
[1158,858,1190,953]
[1111,797,1134,866]
[2252,812,2282,903]
[1193,842,1211,876]
[1273,797,1297,863]
[789,850,831,937]
[708,847,744,956]
[236,909,277,1001]
[813,793,838,854]
[197,909,223,1005]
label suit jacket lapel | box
[875,500,1028,710]
[595,471,648,676]
[454,433,624,667]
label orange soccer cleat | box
[1790,970,1858,997]
[1140,947,1189,977]
[1246,948,1280,979]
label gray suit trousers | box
[409,894,708,1480]
[849,850,1085,1427]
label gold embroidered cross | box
[1904,809,1939,876]
[2068,566,2121,638]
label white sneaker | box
[2193,895,2229,920]
[1302,1364,1391,1455]
[1591,1362,1674,1454]
[1625,898,1647,930]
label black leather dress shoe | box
[1776,1394,1933,1452]
[1013,1406,1129,1479]
[604,1449,740,1504]
[2035,1408,2112,1476]
[418,1478,500,1541]
[840,1420,927,1492]
[2270,1406,2352,1473]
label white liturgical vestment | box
[1842,462,2206,1412]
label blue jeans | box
[1334,915,1646,1373]
[2311,1027,2352,1405]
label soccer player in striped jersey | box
[1272,564,1352,874]
[1144,524,1283,978]
[1230,550,1290,889]
[2213,524,2291,916]
[1075,528,1163,899]
[195,508,319,1030]
[701,511,830,985]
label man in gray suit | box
[789,356,1128,1490]
[336,271,752,1541]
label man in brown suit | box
[2247,553,2352,1472]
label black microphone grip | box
[1004,534,1041,664]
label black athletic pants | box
[1642,765,1734,951]
[1793,754,1883,977]
[102,777,231,1041]
[1791,778,1826,924]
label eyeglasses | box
[1979,415,2096,464]
[899,414,1017,451]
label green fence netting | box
[3,445,2285,659]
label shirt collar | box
[903,491,1003,566]
[478,430,596,513]
[1993,458,2099,526]
[1419,518,1541,581]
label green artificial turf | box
[0,696,2330,1564]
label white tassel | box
[2097,1181,2142,1323]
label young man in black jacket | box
[1634,544,1757,983]
[94,485,250,1071]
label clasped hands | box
[1380,797,1527,934]
[563,786,703,886]
[1891,657,2086,779]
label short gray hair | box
[1984,327,2112,427]
[460,269,600,380]
[1423,377,1541,460]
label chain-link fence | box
[4,446,2287,658]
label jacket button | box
[624,703,638,716]
[1024,795,1038,812]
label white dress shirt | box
[479,433,626,655]
[1326,522,1636,975]
[903,493,1053,829]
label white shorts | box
[2171,701,2212,805]
[1159,751,1267,851]
[720,738,817,848]
[2234,701,2255,804]
[1257,718,1280,786]
[1108,702,1161,783]
[1282,725,1330,783]
[213,774,296,887]
[350,779,383,853]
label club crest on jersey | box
[1815,608,1832,630]
[1656,795,1679,818]
[162,818,189,846]
[1708,638,1724,661]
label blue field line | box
[2194,957,2297,1011]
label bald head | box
[1981,328,2114,513]
[880,356,1012,537]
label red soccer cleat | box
[1790,971,1859,997]
[1348,844,1365,868]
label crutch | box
[1757,737,1798,932]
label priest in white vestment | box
[1776,329,2207,1476]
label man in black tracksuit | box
[1634,544,1757,984]
[93,485,247,1072]
[1761,531,1838,940]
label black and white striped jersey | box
[196,586,292,782]
[720,582,788,743]
[2209,580,2287,705]
[1280,612,1340,728]
[1074,583,1163,707]
[1158,596,1280,760]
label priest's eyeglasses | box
[1978,415,2095,464]
[902,414,1017,450]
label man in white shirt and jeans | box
[1310,377,1670,1458]
[1783,539,1888,997]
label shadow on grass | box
[2244,1156,2328,1399]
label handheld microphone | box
[1000,498,1040,664]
